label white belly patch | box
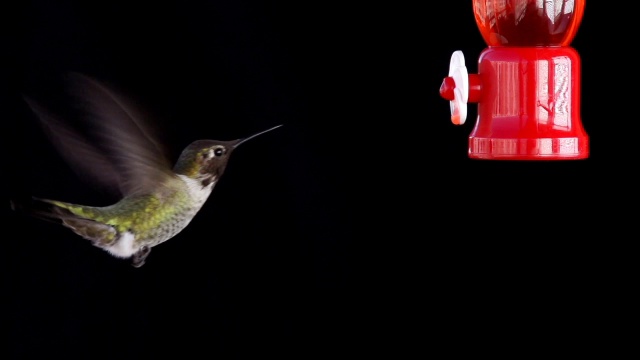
[106,231,138,258]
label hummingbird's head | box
[173,125,282,187]
[173,140,236,186]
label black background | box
[0,1,628,358]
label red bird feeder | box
[440,0,589,160]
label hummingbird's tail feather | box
[11,197,92,230]
[11,197,118,247]
[10,197,71,225]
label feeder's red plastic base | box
[468,46,588,160]
[469,137,589,160]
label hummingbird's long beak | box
[233,124,283,148]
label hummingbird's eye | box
[214,148,225,157]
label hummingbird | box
[13,73,282,267]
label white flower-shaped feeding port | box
[447,51,469,125]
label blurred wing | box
[23,97,124,195]
[25,73,174,196]
[65,73,174,196]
